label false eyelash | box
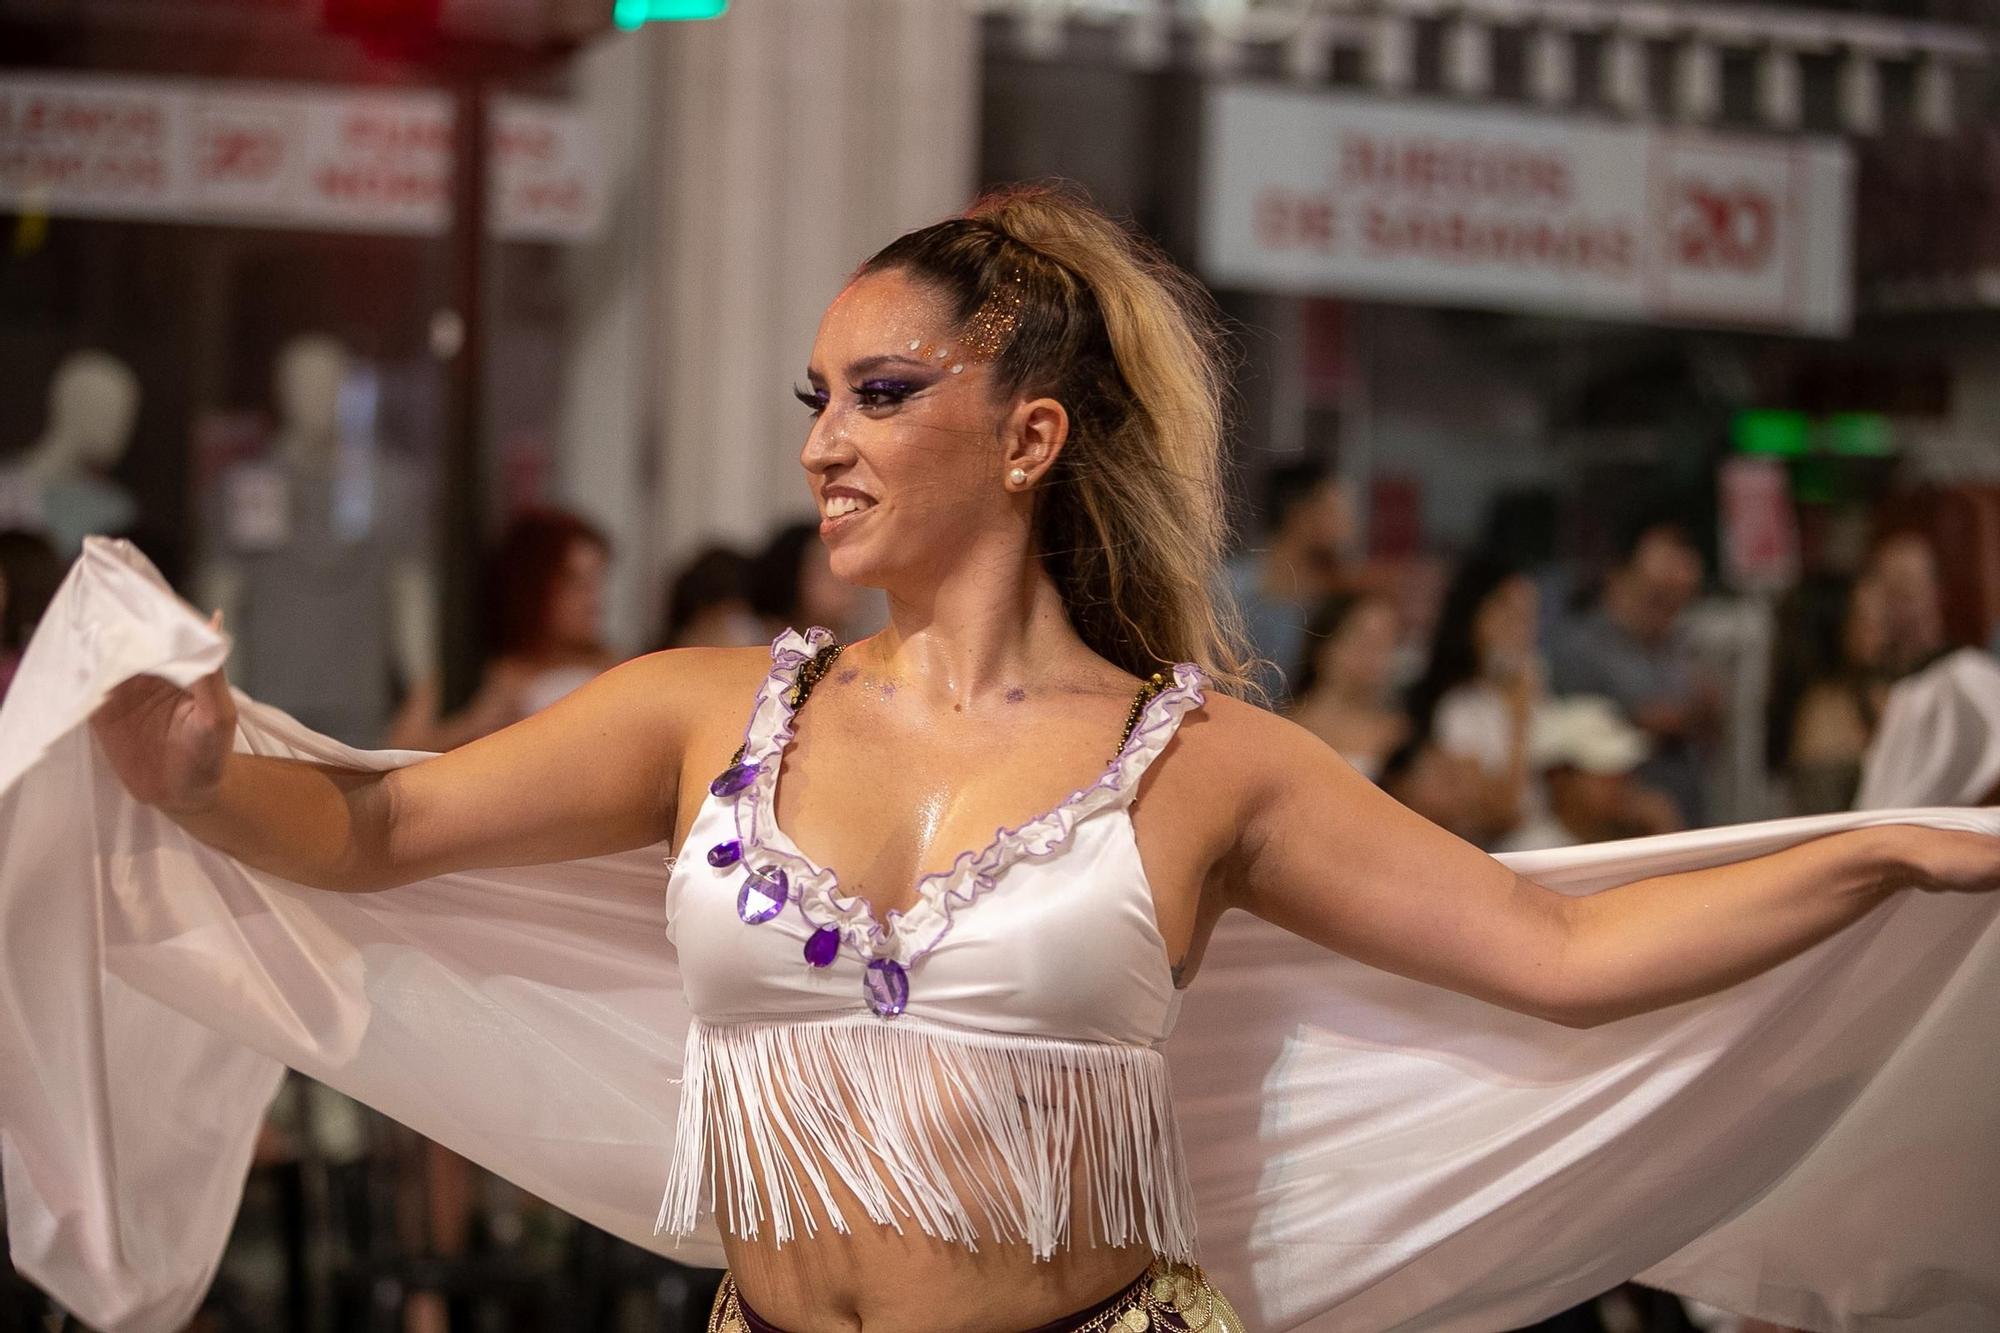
[853,381,915,408]
[793,384,828,415]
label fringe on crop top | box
[656,627,1208,1261]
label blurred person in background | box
[383,506,623,1333]
[1552,518,1720,828]
[1866,529,1949,679]
[1407,556,1548,849]
[1375,729,1488,843]
[1226,460,1354,706]
[750,518,872,643]
[1286,590,1409,781]
[1772,573,1890,816]
[1498,697,1682,853]
[658,543,765,649]
[0,530,62,706]
[389,507,621,753]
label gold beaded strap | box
[1115,670,1171,762]
[784,641,846,711]
[729,641,844,768]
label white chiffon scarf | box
[1857,647,2000,811]
[3,539,1997,1333]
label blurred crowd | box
[1241,463,1967,862]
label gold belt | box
[708,1256,1245,1333]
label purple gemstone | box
[736,867,788,925]
[863,959,909,1019]
[709,762,759,798]
[803,926,840,968]
[706,840,742,869]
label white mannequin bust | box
[272,334,346,471]
[1,351,142,556]
[197,333,438,739]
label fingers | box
[98,673,173,716]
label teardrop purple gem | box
[706,839,742,869]
[863,959,909,1019]
[736,866,788,925]
[803,926,840,968]
[709,762,759,798]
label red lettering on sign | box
[199,126,283,183]
[1254,188,1337,252]
[1340,130,1570,204]
[1671,181,1774,272]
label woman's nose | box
[800,411,850,471]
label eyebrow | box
[805,354,938,384]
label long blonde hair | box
[861,183,1257,698]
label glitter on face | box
[957,269,1026,362]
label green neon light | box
[1732,409,1810,457]
[615,0,727,28]
[1822,412,1893,457]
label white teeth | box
[823,494,873,519]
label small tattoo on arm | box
[835,668,859,685]
[1005,686,1027,704]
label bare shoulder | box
[1138,687,1374,876]
[1148,688,1320,806]
[1132,688,1314,858]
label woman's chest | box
[772,713,1135,913]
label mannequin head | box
[41,351,140,473]
[274,335,349,452]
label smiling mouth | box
[821,494,876,522]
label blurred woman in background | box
[389,507,620,753]
[1407,555,1551,847]
[1287,590,1409,781]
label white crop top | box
[657,627,1208,1261]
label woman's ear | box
[1003,395,1069,484]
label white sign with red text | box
[1202,86,1851,335]
[0,71,604,242]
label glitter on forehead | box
[957,269,1027,362]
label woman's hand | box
[1893,825,2000,894]
[90,662,239,814]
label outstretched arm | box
[1216,699,1999,1028]
[92,647,753,893]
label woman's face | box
[1842,575,1887,670]
[1870,536,1944,666]
[796,268,1058,590]
[1474,575,1539,673]
[546,538,608,650]
[1317,599,1399,695]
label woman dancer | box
[86,187,2000,1332]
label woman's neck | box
[872,555,1107,702]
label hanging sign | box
[1203,85,1852,335]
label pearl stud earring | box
[1008,467,1029,487]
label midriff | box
[720,1219,1154,1333]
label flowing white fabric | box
[2,539,1996,1333]
[1857,647,2000,811]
